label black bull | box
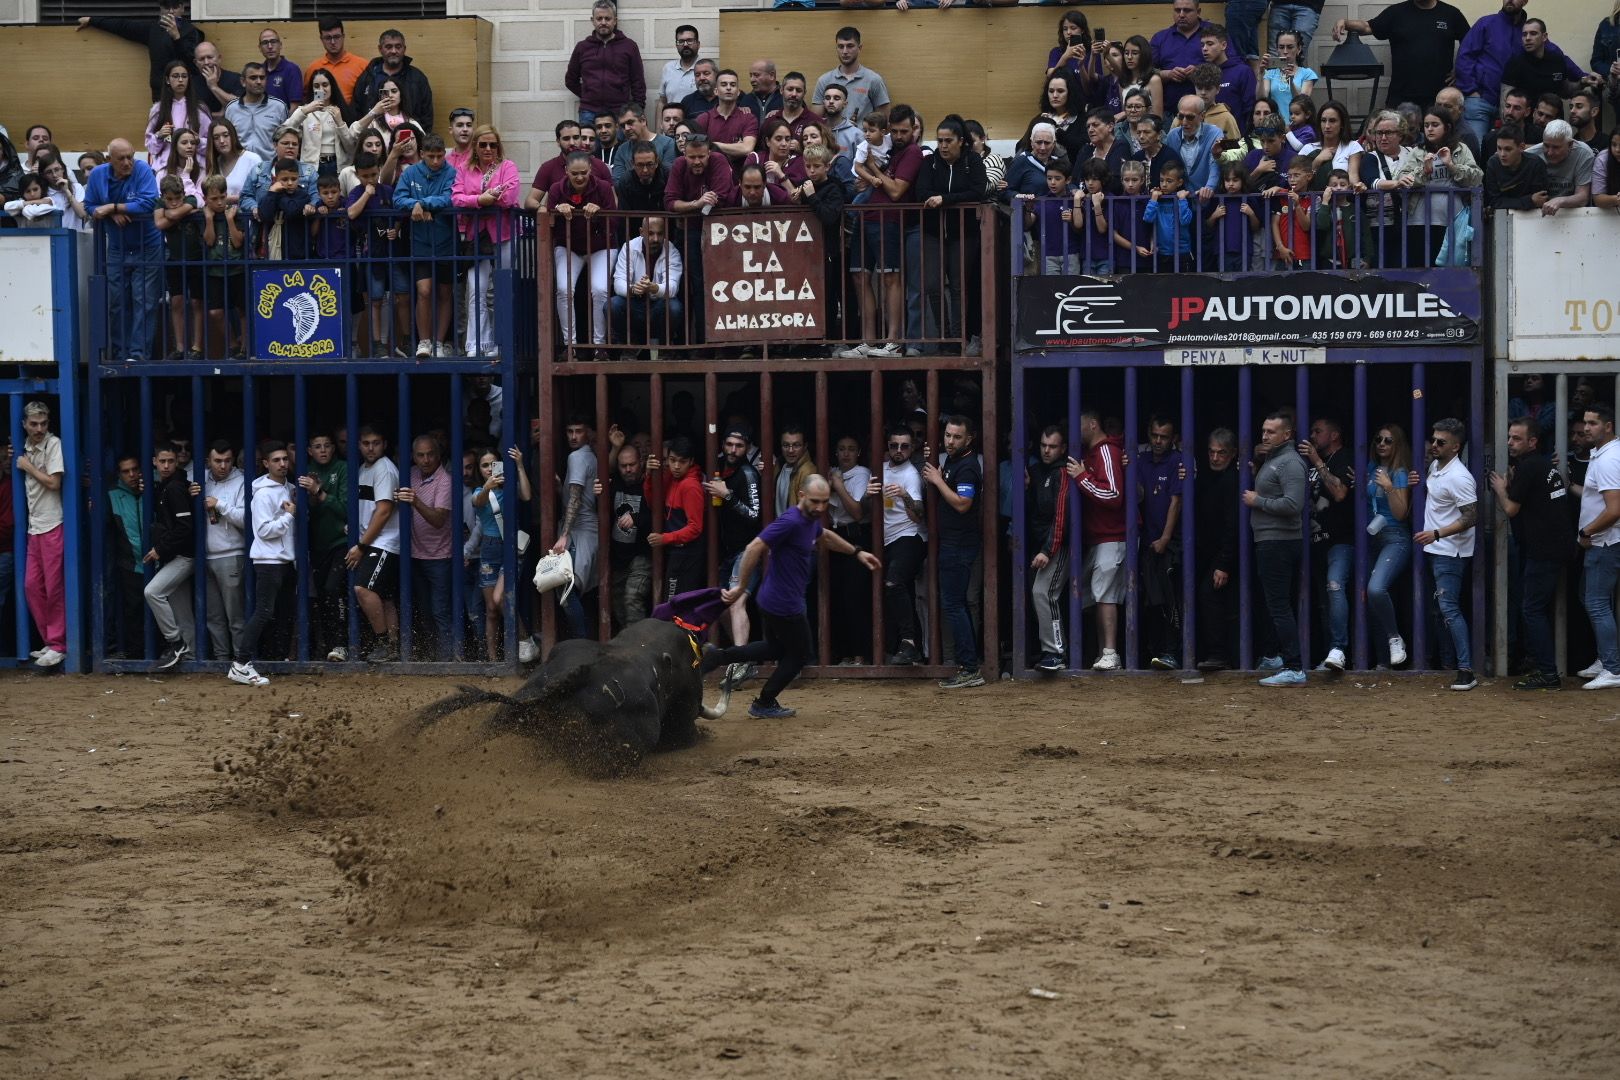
[415,620,734,773]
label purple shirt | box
[263,58,304,107]
[755,506,822,617]
[1140,448,1185,539]
[1150,21,1213,108]
[1108,195,1150,271]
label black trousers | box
[241,562,294,664]
[883,535,925,650]
[1197,563,1238,666]
[116,566,147,658]
[1255,539,1302,670]
[711,609,813,706]
[311,543,347,653]
[664,543,706,602]
[829,523,871,660]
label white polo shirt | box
[1579,438,1620,547]
[1423,454,1477,558]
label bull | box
[415,619,734,775]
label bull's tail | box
[414,685,519,730]
[697,666,738,721]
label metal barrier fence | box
[2,228,87,672]
[85,208,529,674]
[538,204,1000,362]
[1014,187,1485,275]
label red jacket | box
[1076,436,1126,544]
[661,469,706,547]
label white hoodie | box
[204,467,247,559]
[249,473,297,564]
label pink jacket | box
[451,158,521,244]
[145,101,212,171]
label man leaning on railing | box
[86,140,165,364]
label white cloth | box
[358,457,401,554]
[203,467,247,559]
[830,464,871,526]
[554,246,611,345]
[1423,454,1477,558]
[881,460,923,543]
[248,474,297,563]
[611,237,683,298]
[221,152,262,200]
[1580,438,1620,547]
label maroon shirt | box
[731,180,792,207]
[546,175,618,255]
[695,105,760,176]
[865,139,924,222]
[564,30,646,114]
[764,108,816,143]
[663,154,737,211]
[531,152,612,196]
[744,152,809,188]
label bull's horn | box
[698,679,733,721]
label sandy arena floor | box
[2,669,1618,1079]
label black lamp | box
[1321,33,1385,130]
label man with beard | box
[1301,416,1354,673]
[592,434,653,629]
[1195,428,1241,671]
[704,426,763,652]
[873,424,925,666]
[525,120,611,210]
[680,59,719,121]
[1490,416,1571,689]
[1028,426,1071,673]
[565,0,645,124]
[660,25,702,111]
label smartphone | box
[490,460,504,478]
[1094,28,1107,42]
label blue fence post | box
[1296,365,1311,668]
[1180,366,1196,672]
[1123,366,1139,670]
[345,373,361,656]
[191,377,208,660]
[293,375,310,662]
[449,375,466,662]
[242,374,257,624]
[1237,366,1253,670]
[7,398,26,662]
[1352,363,1370,671]
[396,372,414,662]
[1410,362,1427,669]
[138,377,157,661]
[1067,368,1084,670]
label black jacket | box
[714,460,762,557]
[615,169,668,215]
[1195,465,1239,575]
[804,173,846,233]
[0,132,23,207]
[915,151,986,238]
[151,472,197,563]
[88,15,203,101]
[1485,153,1550,211]
[352,56,435,131]
[1027,457,1069,559]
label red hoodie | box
[661,468,706,547]
[1076,435,1126,544]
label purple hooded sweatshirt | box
[565,29,647,115]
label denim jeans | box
[1428,553,1471,671]
[902,224,937,348]
[106,244,165,362]
[1366,529,1411,659]
[1316,542,1353,653]
[1225,0,1270,60]
[610,296,685,344]
[1254,539,1303,669]
[1583,544,1620,675]
[462,557,485,658]
[1461,95,1499,152]
[938,541,980,670]
[411,557,454,660]
[1269,4,1323,55]
[1520,556,1561,676]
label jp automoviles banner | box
[252,267,346,360]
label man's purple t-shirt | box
[755,505,823,617]
[1140,448,1185,539]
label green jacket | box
[308,459,348,551]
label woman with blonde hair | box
[1366,422,1417,668]
[452,125,522,357]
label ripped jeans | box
[1316,542,1353,654]
[1428,553,1471,671]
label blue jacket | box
[1455,8,1528,97]
[1004,152,1056,200]
[239,158,318,219]
[1142,194,1194,257]
[395,159,458,258]
[1164,123,1224,192]
[84,161,161,252]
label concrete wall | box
[3,0,1613,175]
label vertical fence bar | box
[1352,362,1369,671]
[293,375,310,662]
[501,359,518,667]
[1410,362,1427,669]
[1470,354,1486,674]
[815,370,832,667]
[759,374,775,522]
[396,372,414,661]
[85,369,106,668]
[925,368,941,666]
[648,372,665,604]
[345,373,361,656]
[595,370,612,641]
[191,377,207,659]
[1554,371,1569,676]
[982,366,1000,680]
[1237,365,1253,670]
[868,369,886,665]
[538,371,559,651]
[242,374,257,625]
[704,371,720,589]
[1123,366,1139,670]
[449,374,466,659]
[1011,366,1029,676]
[1180,366,1196,672]
[1067,367,1084,670]
[9,397,29,661]
[139,376,156,660]
[1296,365,1311,668]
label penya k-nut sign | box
[702,211,826,341]
[1016,270,1480,351]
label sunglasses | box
[1375,435,1394,444]
[888,441,910,450]
[476,141,499,148]
[1177,113,1199,120]
[1429,437,1448,445]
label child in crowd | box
[395,133,457,358]
[1194,64,1241,146]
[796,144,847,327]
[1287,97,1320,157]
[1143,159,1195,272]
[162,128,206,204]
[1025,155,1076,274]
[1312,168,1371,269]
[257,157,316,260]
[850,110,889,206]
[6,173,58,226]
[155,173,205,358]
[347,150,412,358]
[1204,161,1260,271]
[200,173,246,358]
[1270,157,1317,268]
[1109,160,1154,273]
[310,173,366,355]
[1064,157,1114,275]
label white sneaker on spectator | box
[1577,659,1604,678]
[1388,636,1408,666]
[964,334,982,357]
[1324,647,1347,672]
[414,339,433,358]
[326,646,347,662]
[29,647,46,659]
[1583,670,1620,691]
[837,343,870,359]
[867,342,902,358]
[1092,648,1121,671]
[34,647,65,668]
[517,637,539,663]
[227,661,270,687]
[903,345,923,357]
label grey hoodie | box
[1250,440,1307,542]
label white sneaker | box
[1324,647,1347,672]
[517,637,539,663]
[836,343,870,359]
[964,334,982,357]
[28,647,46,659]
[227,662,270,687]
[326,646,347,662]
[1092,648,1121,671]
[1577,659,1604,679]
[34,647,65,668]
[867,342,902,358]
[1583,670,1620,691]
[1388,636,1408,666]
[414,339,433,358]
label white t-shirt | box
[1424,454,1477,558]
[881,460,923,543]
[1579,438,1620,547]
[829,464,871,526]
[24,433,65,534]
[358,457,401,554]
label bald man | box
[703,474,879,719]
[84,140,165,363]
